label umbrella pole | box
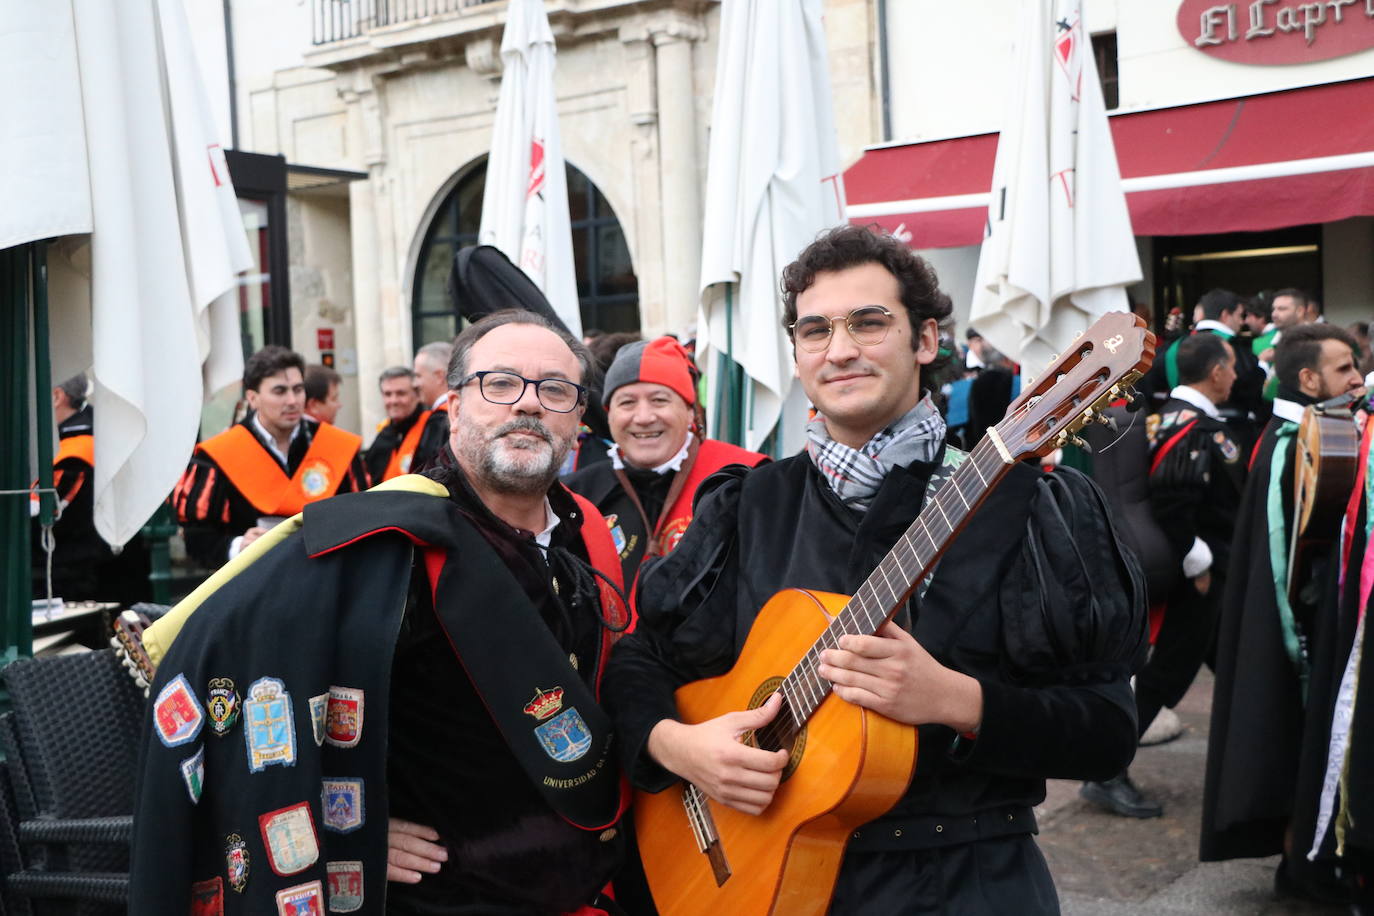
[1,244,35,664]
[714,285,746,447]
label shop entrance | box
[1152,224,1322,321]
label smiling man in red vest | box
[173,346,369,568]
[563,336,768,585]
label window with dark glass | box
[1092,31,1119,111]
[411,158,640,347]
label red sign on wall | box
[317,328,335,351]
[1177,0,1374,65]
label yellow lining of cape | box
[143,475,449,667]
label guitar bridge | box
[682,783,731,887]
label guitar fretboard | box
[756,434,1015,751]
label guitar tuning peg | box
[1070,435,1091,453]
[1096,413,1118,432]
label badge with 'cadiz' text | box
[259,802,319,877]
[207,677,239,736]
[154,673,205,747]
[244,677,296,772]
[321,778,364,833]
[326,860,364,912]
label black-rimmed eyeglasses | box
[788,306,896,353]
[457,371,587,413]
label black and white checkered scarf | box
[805,395,946,511]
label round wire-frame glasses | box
[788,305,897,353]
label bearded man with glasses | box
[603,225,1147,915]
[132,310,635,916]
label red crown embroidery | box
[523,686,565,721]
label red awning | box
[845,78,1374,248]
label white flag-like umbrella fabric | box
[479,0,581,337]
[0,0,252,547]
[698,0,846,455]
[969,0,1140,381]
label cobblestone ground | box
[1037,670,1342,915]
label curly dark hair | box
[243,345,306,392]
[780,225,953,390]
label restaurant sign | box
[1177,0,1374,64]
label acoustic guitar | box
[634,311,1155,916]
[1289,392,1362,601]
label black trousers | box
[1136,573,1223,732]
[828,834,1059,915]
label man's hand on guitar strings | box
[818,622,984,733]
[646,693,790,816]
[387,818,448,883]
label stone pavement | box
[1036,670,1341,915]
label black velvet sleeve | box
[602,468,750,792]
[957,468,1148,782]
[1148,424,1213,566]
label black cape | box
[1201,405,1329,862]
[604,452,1147,915]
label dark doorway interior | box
[1152,224,1322,321]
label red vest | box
[649,439,768,557]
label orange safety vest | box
[54,434,95,468]
[197,424,362,516]
[649,439,768,557]
[383,410,433,481]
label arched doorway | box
[411,158,640,346]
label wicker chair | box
[0,648,147,914]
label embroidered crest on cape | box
[1214,430,1240,463]
[309,692,328,746]
[321,778,364,833]
[207,677,240,736]
[274,879,324,916]
[259,802,319,877]
[154,673,205,747]
[180,745,205,804]
[535,708,593,763]
[326,860,364,912]
[244,677,297,772]
[225,833,250,893]
[325,686,363,748]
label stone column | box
[650,15,706,337]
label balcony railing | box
[312,0,502,45]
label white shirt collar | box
[609,431,695,474]
[250,413,301,464]
[533,498,561,550]
[430,391,452,412]
[1193,319,1235,338]
[1170,385,1221,419]
[1272,398,1307,424]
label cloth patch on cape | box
[606,514,628,555]
[244,677,297,772]
[180,745,205,804]
[190,876,223,916]
[309,692,328,746]
[1214,430,1240,463]
[154,673,205,747]
[225,832,250,893]
[275,879,324,916]
[324,686,363,748]
[524,685,593,763]
[207,677,240,736]
[259,802,319,877]
[321,778,364,833]
[326,860,364,912]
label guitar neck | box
[762,434,1017,741]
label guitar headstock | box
[995,312,1155,461]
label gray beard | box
[456,415,574,495]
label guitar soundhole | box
[744,677,807,782]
